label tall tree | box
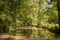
[57,0,60,25]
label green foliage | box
[0,0,59,39]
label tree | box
[0,0,59,38]
[57,0,60,25]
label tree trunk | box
[57,0,60,25]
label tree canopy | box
[0,0,59,38]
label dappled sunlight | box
[0,0,59,40]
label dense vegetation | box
[0,0,59,39]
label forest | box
[0,0,60,40]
